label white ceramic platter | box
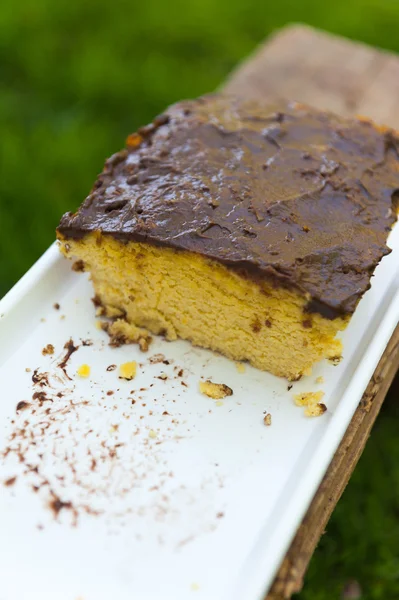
[0,224,398,600]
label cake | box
[57,95,399,380]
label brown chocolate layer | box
[58,95,399,317]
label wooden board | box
[223,25,399,599]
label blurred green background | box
[1,0,399,597]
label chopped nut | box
[294,391,325,407]
[77,364,90,378]
[119,361,137,381]
[42,344,55,356]
[305,403,327,417]
[235,362,246,373]
[263,413,272,426]
[199,380,233,399]
[315,376,325,384]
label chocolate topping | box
[58,95,399,317]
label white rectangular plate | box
[1,225,398,600]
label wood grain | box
[223,25,399,599]
[224,24,399,130]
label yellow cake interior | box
[58,232,348,380]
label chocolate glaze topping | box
[58,95,399,318]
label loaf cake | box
[57,95,399,380]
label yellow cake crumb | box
[305,403,327,417]
[119,361,137,380]
[77,364,90,378]
[95,320,103,330]
[236,362,246,373]
[263,413,272,426]
[215,401,224,407]
[148,429,157,439]
[315,376,325,384]
[199,380,233,399]
[294,390,325,407]
[190,583,200,591]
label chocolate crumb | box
[57,339,79,380]
[107,391,114,396]
[287,384,293,391]
[32,370,49,387]
[16,401,31,412]
[53,303,60,310]
[4,476,17,487]
[106,364,117,371]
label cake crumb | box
[42,344,55,356]
[76,364,91,378]
[315,376,324,384]
[138,336,150,352]
[148,430,157,439]
[263,413,272,426]
[199,380,233,399]
[236,362,246,373]
[149,353,165,364]
[215,401,224,407]
[25,367,31,373]
[294,391,325,407]
[95,320,103,330]
[305,403,327,417]
[119,361,137,381]
[190,583,200,591]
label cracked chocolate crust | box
[58,95,399,318]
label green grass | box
[1,1,399,597]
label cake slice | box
[57,95,399,380]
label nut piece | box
[199,380,233,399]
[294,391,325,407]
[76,364,91,378]
[119,361,137,381]
[305,403,327,417]
[263,413,272,426]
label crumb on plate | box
[76,364,91,378]
[263,413,272,426]
[119,361,137,381]
[199,380,233,399]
